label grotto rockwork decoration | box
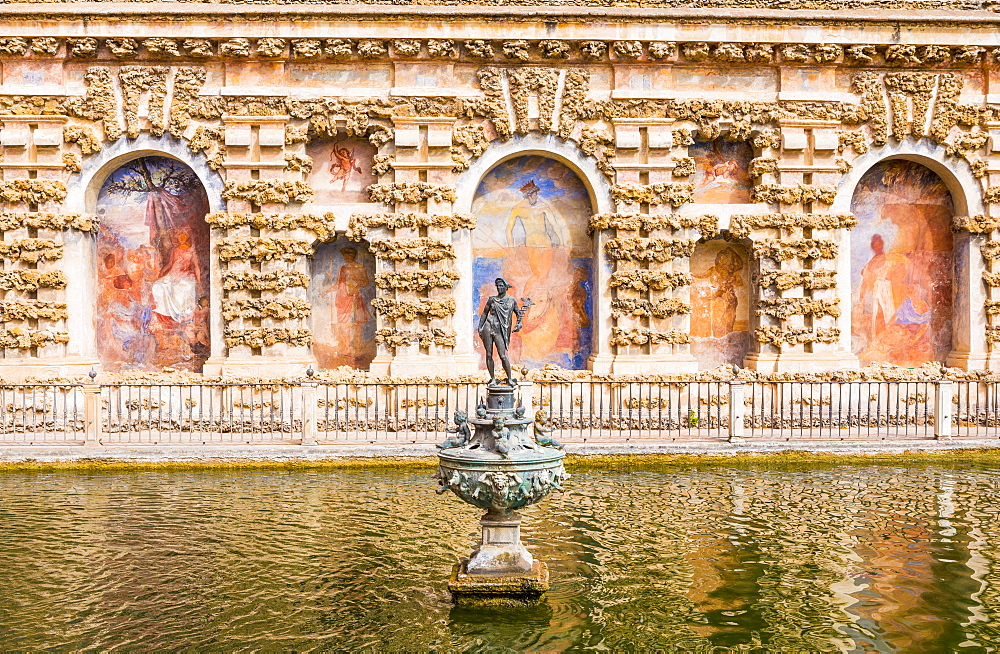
[96,156,210,372]
[7,17,1000,380]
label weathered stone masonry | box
[1,4,1000,378]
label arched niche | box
[310,237,377,370]
[68,134,225,215]
[94,155,211,372]
[690,239,752,369]
[454,134,613,215]
[833,138,982,217]
[850,159,955,367]
[470,154,594,370]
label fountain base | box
[467,509,533,574]
[436,383,567,606]
[448,559,550,607]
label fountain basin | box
[436,447,567,512]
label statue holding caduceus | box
[478,277,533,387]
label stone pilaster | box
[205,114,317,377]
[952,120,1000,370]
[367,115,469,377]
[744,119,858,373]
[0,115,99,380]
[603,117,699,374]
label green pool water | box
[2,464,1000,651]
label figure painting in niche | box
[690,241,751,369]
[472,155,593,370]
[305,138,376,205]
[689,139,753,204]
[95,156,210,371]
[328,141,363,192]
[312,238,376,369]
[851,160,954,366]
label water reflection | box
[2,466,1000,649]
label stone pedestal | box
[467,509,533,574]
[448,559,550,607]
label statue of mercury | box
[478,277,523,387]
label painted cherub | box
[329,141,363,192]
[436,410,471,450]
[533,410,564,450]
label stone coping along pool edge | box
[3,440,1000,470]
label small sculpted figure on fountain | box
[437,410,471,450]
[533,410,565,450]
[514,403,538,451]
[492,416,512,457]
[478,278,530,387]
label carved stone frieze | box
[224,328,312,348]
[0,301,68,322]
[222,299,312,322]
[217,237,314,263]
[221,270,309,292]
[206,212,338,242]
[375,328,457,348]
[757,269,837,291]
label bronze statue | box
[478,277,528,387]
[533,410,564,450]
[437,410,471,450]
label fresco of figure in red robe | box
[311,238,377,370]
[690,241,751,369]
[851,160,954,366]
[95,156,210,371]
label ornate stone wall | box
[2,6,1000,377]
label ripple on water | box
[3,466,1000,649]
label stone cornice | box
[0,36,994,70]
[0,3,998,26]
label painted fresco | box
[690,240,751,369]
[851,160,954,366]
[472,155,593,370]
[689,139,753,204]
[312,238,377,370]
[305,138,376,205]
[96,156,210,371]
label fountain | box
[435,277,569,606]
